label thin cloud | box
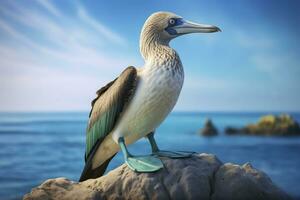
[0,1,130,70]
[78,6,126,46]
[235,31,275,49]
[234,30,299,79]
[0,1,135,111]
[35,0,63,18]
[0,18,43,50]
[252,53,300,78]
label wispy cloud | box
[234,30,299,79]
[235,30,275,49]
[251,53,300,80]
[35,0,63,18]
[78,6,126,45]
[0,0,135,111]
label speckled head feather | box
[140,12,181,60]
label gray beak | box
[174,20,221,34]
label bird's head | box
[141,11,221,44]
[140,11,220,59]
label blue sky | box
[0,0,299,112]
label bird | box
[79,11,220,182]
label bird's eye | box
[169,19,175,25]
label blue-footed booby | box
[79,11,220,181]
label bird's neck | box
[140,32,180,66]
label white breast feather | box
[112,62,184,142]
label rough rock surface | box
[225,114,300,136]
[200,118,218,136]
[24,153,290,200]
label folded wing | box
[79,66,137,181]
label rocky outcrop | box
[24,153,290,200]
[225,114,300,136]
[212,162,289,200]
[200,118,218,136]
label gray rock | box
[23,177,100,200]
[212,163,290,200]
[23,153,290,200]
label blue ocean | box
[0,112,300,200]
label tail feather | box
[79,138,116,182]
[79,154,115,182]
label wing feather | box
[86,66,137,159]
[80,66,137,181]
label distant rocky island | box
[225,114,300,136]
[200,118,218,136]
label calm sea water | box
[0,112,300,200]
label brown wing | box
[79,66,137,181]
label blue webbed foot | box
[153,150,195,158]
[147,132,195,158]
[126,155,163,172]
[118,137,163,172]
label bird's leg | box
[147,131,159,152]
[118,137,163,172]
[147,132,195,158]
[118,137,132,159]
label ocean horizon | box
[0,111,300,199]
